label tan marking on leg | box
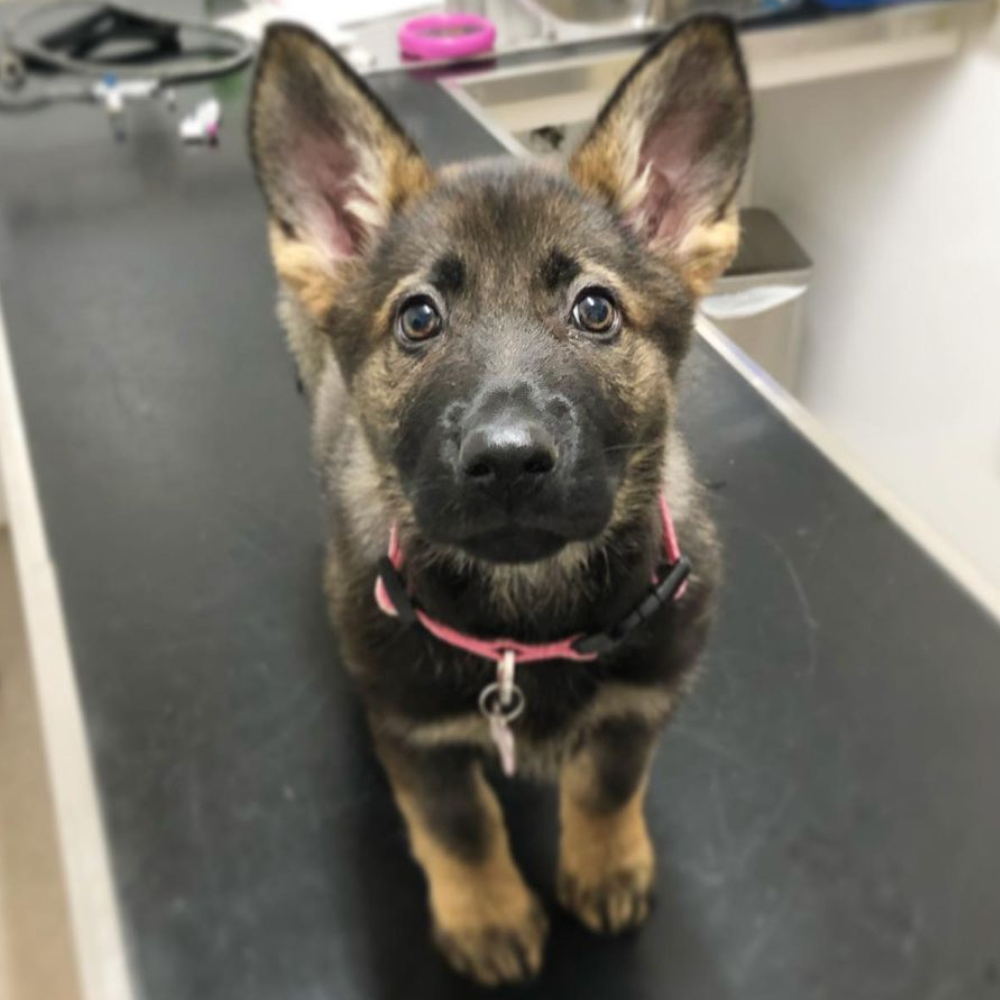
[388,763,547,985]
[558,751,655,934]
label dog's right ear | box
[249,25,432,319]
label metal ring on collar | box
[478,681,525,722]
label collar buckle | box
[376,556,418,625]
[572,556,691,657]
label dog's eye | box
[572,290,618,337]
[397,297,443,345]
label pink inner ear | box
[294,133,376,261]
[631,108,715,248]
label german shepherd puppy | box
[250,16,750,985]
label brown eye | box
[398,297,442,345]
[572,289,618,337]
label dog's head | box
[250,18,750,565]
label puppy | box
[250,16,751,986]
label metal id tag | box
[479,652,525,777]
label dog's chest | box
[386,673,676,778]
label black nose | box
[459,418,557,490]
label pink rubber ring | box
[398,13,496,61]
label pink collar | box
[374,493,688,666]
[373,494,689,776]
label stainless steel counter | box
[435,0,995,153]
[345,0,994,82]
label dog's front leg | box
[376,735,547,985]
[558,719,658,934]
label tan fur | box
[270,236,337,397]
[385,758,547,985]
[386,145,435,210]
[372,270,431,334]
[568,258,657,329]
[269,223,339,321]
[264,160,433,397]
[571,137,739,297]
[677,210,742,298]
[558,754,655,933]
[569,140,627,219]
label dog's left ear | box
[569,16,751,297]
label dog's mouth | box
[408,478,619,565]
[455,526,570,565]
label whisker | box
[601,437,667,456]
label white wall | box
[752,19,1000,590]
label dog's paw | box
[433,898,548,986]
[557,861,654,935]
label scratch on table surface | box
[803,509,840,567]
[731,782,795,876]
[232,518,300,568]
[675,772,737,888]
[731,884,796,982]
[712,771,734,852]
[93,335,148,421]
[675,769,795,890]
[668,724,754,768]
[928,979,964,1000]
[245,681,333,762]
[753,527,820,679]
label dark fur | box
[250,16,750,985]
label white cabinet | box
[752,14,1000,590]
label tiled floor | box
[0,528,81,1000]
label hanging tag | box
[478,669,525,779]
[488,710,517,777]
